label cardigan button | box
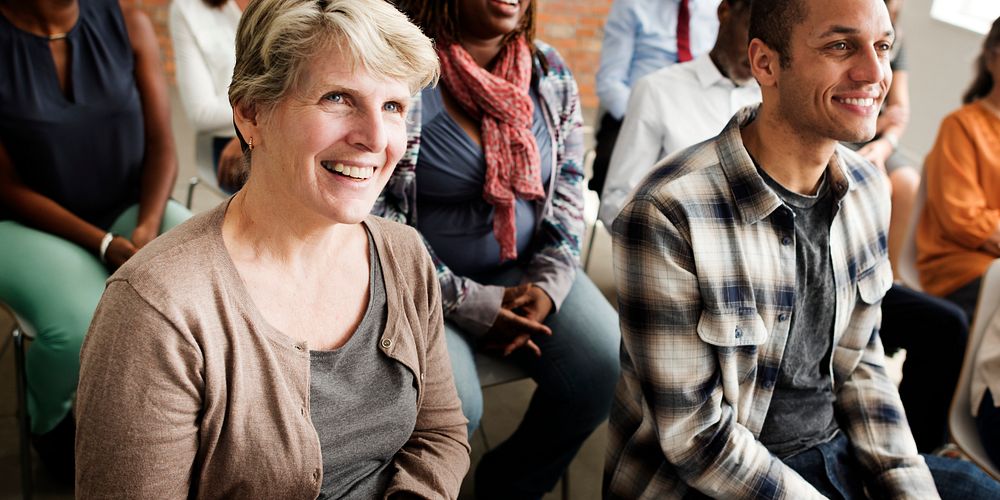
[381,338,392,349]
[781,236,792,246]
[313,468,320,482]
[778,313,789,322]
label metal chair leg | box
[186,176,200,210]
[14,326,32,500]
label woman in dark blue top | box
[0,0,189,479]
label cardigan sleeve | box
[76,279,203,498]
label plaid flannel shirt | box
[372,40,585,336]
[605,106,939,499]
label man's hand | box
[104,236,138,270]
[482,285,553,357]
[217,137,248,192]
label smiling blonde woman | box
[74,0,469,498]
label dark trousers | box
[784,432,1000,499]
[589,113,622,195]
[881,284,969,452]
[945,277,984,325]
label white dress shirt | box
[169,0,241,137]
[598,54,761,226]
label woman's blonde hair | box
[229,0,439,112]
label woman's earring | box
[248,137,255,151]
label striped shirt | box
[605,106,939,499]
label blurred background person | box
[918,16,1000,321]
[598,0,758,226]
[169,0,249,192]
[0,0,189,480]
[591,0,720,195]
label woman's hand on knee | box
[482,289,553,357]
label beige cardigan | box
[75,203,470,499]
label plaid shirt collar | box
[718,105,856,226]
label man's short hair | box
[748,0,807,68]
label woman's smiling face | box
[247,46,411,225]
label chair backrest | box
[896,174,927,291]
[948,258,1000,480]
[475,351,531,389]
[0,300,35,340]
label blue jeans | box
[444,267,620,499]
[784,432,1000,499]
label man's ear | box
[748,38,779,88]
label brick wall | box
[121,0,175,81]
[132,0,612,109]
[536,0,613,110]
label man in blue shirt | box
[591,0,721,194]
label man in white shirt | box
[599,0,759,226]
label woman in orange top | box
[917,17,1000,320]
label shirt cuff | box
[447,284,505,338]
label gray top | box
[415,84,552,276]
[310,229,417,499]
[756,165,840,459]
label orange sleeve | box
[925,113,1000,249]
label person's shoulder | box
[112,204,229,302]
[366,215,427,262]
[533,40,571,76]
[631,137,727,208]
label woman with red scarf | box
[379,1,619,497]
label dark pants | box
[784,432,1000,499]
[977,389,1000,467]
[945,277,984,325]
[589,113,622,196]
[881,284,969,452]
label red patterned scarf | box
[438,36,545,262]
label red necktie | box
[677,0,693,62]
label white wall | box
[900,0,987,161]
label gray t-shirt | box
[756,166,840,459]
[310,230,418,499]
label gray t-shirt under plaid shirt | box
[755,165,840,459]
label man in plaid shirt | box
[605,0,1000,498]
